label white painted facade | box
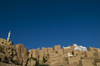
[74,45,87,51]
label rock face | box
[15,44,28,65]
[0,52,6,62]
[0,62,21,66]
[0,38,100,66]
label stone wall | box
[0,38,13,45]
[79,59,93,66]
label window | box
[76,54,78,56]
[0,58,1,62]
[2,42,4,44]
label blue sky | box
[0,0,100,50]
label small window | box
[2,42,4,44]
[76,54,78,56]
[0,58,1,62]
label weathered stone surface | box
[39,60,43,64]
[58,49,63,56]
[1,38,100,66]
[28,49,32,58]
[67,56,81,64]
[85,51,95,57]
[48,47,53,53]
[31,59,36,66]
[0,38,13,45]
[23,56,28,66]
[0,62,21,66]
[79,59,93,66]
[38,50,44,64]
[32,49,39,61]
[42,47,48,53]
[88,47,98,52]
[13,56,18,61]
[54,45,61,51]
[15,44,28,65]
[96,62,100,66]
[49,53,60,65]
[0,52,6,62]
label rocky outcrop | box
[15,44,28,65]
[0,43,29,66]
[0,62,21,66]
[0,52,6,62]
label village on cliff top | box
[0,31,100,66]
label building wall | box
[88,47,98,52]
[0,38,13,45]
[80,59,93,66]
[67,56,81,64]
[63,48,72,54]
[32,49,39,61]
[38,50,43,56]
[94,52,100,57]
[28,50,32,58]
[38,50,44,64]
[74,46,87,51]
[58,49,63,56]
[59,54,68,63]
[54,45,61,51]
[42,47,47,54]
[85,51,95,57]
[16,44,21,59]
[24,48,28,56]
[48,47,53,53]
[49,53,60,65]
[73,50,79,56]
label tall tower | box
[7,31,11,41]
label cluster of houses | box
[0,31,100,66]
